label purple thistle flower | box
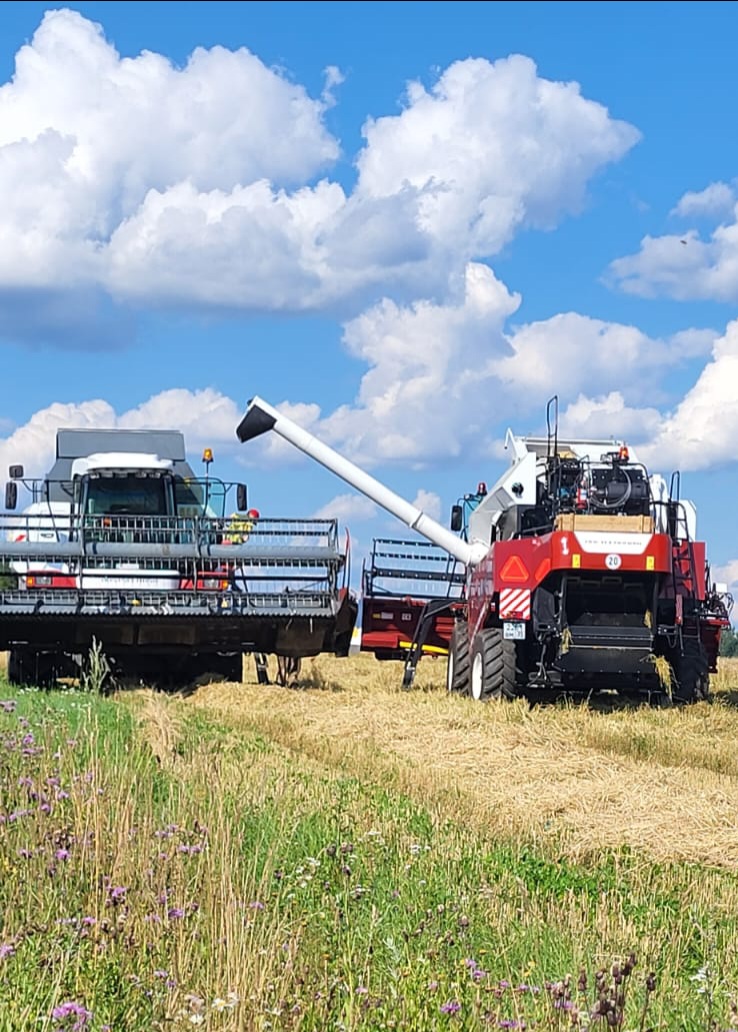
[248,900,265,910]
[153,969,169,979]
[440,1000,461,1015]
[108,885,127,904]
[51,1000,92,1029]
[0,700,16,713]
[167,907,185,920]
[0,942,16,959]
[55,849,70,861]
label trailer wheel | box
[446,622,470,694]
[673,638,710,703]
[470,628,518,702]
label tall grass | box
[1,663,738,1029]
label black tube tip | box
[236,402,277,443]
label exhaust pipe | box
[237,396,487,567]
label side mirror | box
[5,482,17,510]
[8,464,23,480]
[236,483,248,511]
[450,505,463,533]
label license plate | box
[503,621,526,641]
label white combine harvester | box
[1,428,356,687]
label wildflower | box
[189,1016,204,1026]
[440,1000,461,1015]
[212,998,228,1012]
[51,1000,92,1030]
[154,970,169,979]
[0,700,16,713]
[248,901,265,910]
[0,942,15,959]
[167,907,185,920]
[108,886,127,904]
[55,849,70,862]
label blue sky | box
[1,1,738,592]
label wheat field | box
[187,653,738,871]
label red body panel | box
[467,530,708,639]
[360,596,460,657]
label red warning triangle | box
[500,555,529,582]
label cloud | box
[412,489,442,522]
[558,392,663,443]
[671,182,736,220]
[356,55,639,256]
[638,319,738,471]
[607,227,738,301]
[0,388,245,482]
[280,265,710,469]
[609,179,738,301]
[319,262,521,465]
[0,13,639,338]
[311,493,378,522]
[492,313,708,407]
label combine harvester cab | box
[237,396,732,703]
[0,428,356,687]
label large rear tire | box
[446,622,470,694]
[469,628,519,702]
[673,637,710,703]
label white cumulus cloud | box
[638,319,738,471]
[609,179,738,301]
[311,493,378,523]
[0,12,640,337]
[671,182,736,220]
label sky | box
[1,1,738,598]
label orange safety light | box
[618,445,629,463]
[477,481,488,496]
[500,555,529,582]
[202,447,214,464]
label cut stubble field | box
[2,654,738,1031]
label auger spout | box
[237,396,487,566]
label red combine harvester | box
[237,396,732,703]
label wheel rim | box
[446,649,454,692]
[471,650,483,701]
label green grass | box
[1,686,738,1031]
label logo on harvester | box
[605,553,622,570]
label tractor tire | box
[446,621,470,694]
[469,628,519,702]
[673,637,710,703]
